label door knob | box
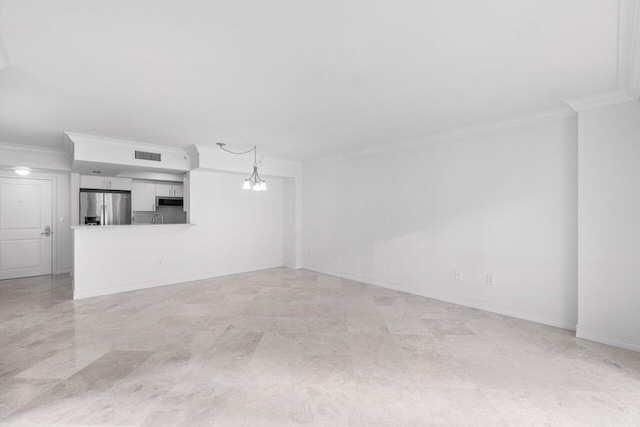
[41,226,52,237]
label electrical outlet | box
[486,274,494,285]
[455,270,462,279]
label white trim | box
[283,263,300,269]
[184,145,199,157]
[0,142,71,172]
[629,2,640,99]
[0,141,68,156]
[618,0,634,93]
[305,107,576,165]
[304,264,577,331]
[49,177,57,278]
[73,263,284,299]
[0,29,11,70]
[576,325,640,352]
[620,0,640,98]
[564,89,635,112]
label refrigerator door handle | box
[103,200,109,226]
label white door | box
[0,178,53,280]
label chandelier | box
[216,143,267,191]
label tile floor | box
[0,268,639,426]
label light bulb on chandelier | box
[216,143,267,191]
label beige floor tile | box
[216,382,361,426]
[1,269,639,426]
[484,389,640,427]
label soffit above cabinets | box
[67,132,190,175]
[65,133,301,179]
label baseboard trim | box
[304,264,577,331]
[73,263,283,299]
[576,325,640,352]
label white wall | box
[283,178,296,267]
[0,144,72,274]
[193,144,303,268]
[73,170,284,298]
[51,172,71,274]
[577,100,640,351]
[303,118,578,329]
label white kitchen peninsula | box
[72,224,198,299]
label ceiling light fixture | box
[14,167,30,176]
[216,143,267,191]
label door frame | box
[0,172,57,277]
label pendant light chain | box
[216,143,267,191]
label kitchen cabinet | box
[132,180,184,212]
[108,177,132,191]
[80,175,105,189]
[131,180,156,211]
[80,175,132,191]
[156,182,183,197]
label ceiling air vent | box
[135,150,161,162]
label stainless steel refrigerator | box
[80,190,132,226]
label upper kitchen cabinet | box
[80,175,103,189]
[156,182,183,197]
[108,177,133,191]
[131,180,157,212]
[173,184,184,197]
[132,179,184,212]
[80,175,132,191]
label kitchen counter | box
[71,223,195,229]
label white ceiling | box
[0,0,623,161]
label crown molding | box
[0,141,68,156]
[564,89,635,112]
[0,141,71,171]
[0,30,11,71]
[183,145,199,157]
[562,0,640,112]
[618,0,640,99]
[305,106,576,165]
[627,0,640,98]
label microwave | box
[156,196,183,207]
